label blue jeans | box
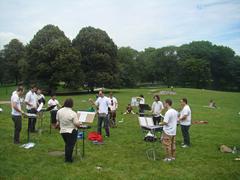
[97,114,110,137]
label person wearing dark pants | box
[181,125,190,146]
[89,90,111,137]
[108,92,118,128]
[11,87,25,144]
[25,85,38,132]
[151,95,164,125]
[61,129,78,162]
[179,98,192,148]
[27,109,37,132]
[56,98,81,163]
[97,114,110,136]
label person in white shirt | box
[89,90,110,137]
[137,94,145,117]
[48,94,61,128]
[24,85,38,132]
[108,92,118,127]
[11,87,25,144]
[160,99,178,162]
[56,98,81,163]
[151,95,164,125]
[179,98,192,148]
[36,88,45,106]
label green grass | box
[0,87,240,179]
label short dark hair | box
[63,98,73,108]
[31,84,37,89]
[182,98,188,104]
[165,99,172,106]
[17,87,24,92]
[154,95,160,101]
[140,94,144,98]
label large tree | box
[2,39,25,84]
[117,47,139,87]
[179,58,211,88]
[72,26,118,91]
[25,24,83,92]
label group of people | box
[10,84,61,144]
[129,94,192,162]
[10,83,191,163]
[159,98,191,162]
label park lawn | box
[0,87,240,179]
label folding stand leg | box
[82,131,85,158]
[49,119,51,134]
[27,119,31,142]
[75,139,82,160]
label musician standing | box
[24,85,38,132]
[11,87,25,144]
[48,94,61,128]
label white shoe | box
[181,144,189,148]
[163,158,172,162]
[171,157,176,161]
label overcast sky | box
[0,0,239,54]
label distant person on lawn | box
[108,92,118,127]
[209,99,217,108]
[178,98,191,148]
[123,104,135,114]
[11,87,25,144]
[89,90,111,137]
[160,99,178,162]
[137,95,145,117]
[151,95,164,125]
[56,98,81,163]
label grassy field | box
[0,86,240,179]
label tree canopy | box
[0,25,239,91]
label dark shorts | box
[50,110,58,124]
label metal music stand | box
[75,111,96,159]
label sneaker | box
[171,157,176,161]
[181,144,189,148]
[163,158,172,162]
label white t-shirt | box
[179,105,191,126]
[25,90,37,110]
[11,93,22,116]
[152,101,164,117]
[139,97,145,104]
[163,108,178,136]
[109,97,118,111]
[48,99,59,111]
[95,96,110,114]
[37,94,45,102]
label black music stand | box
[76,125,91,158]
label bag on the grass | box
[220,145,232,153]
[88,132,103,142]
[144,132,156,142]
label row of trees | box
[0,24,239,92]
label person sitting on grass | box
[123,104,135,114]
[209,100,217,108]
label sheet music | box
[77,111,96,123]
[79,112,88,122]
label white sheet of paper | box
[79,112,88,122]
[37,103,43,112]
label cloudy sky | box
[0,0,240,54]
